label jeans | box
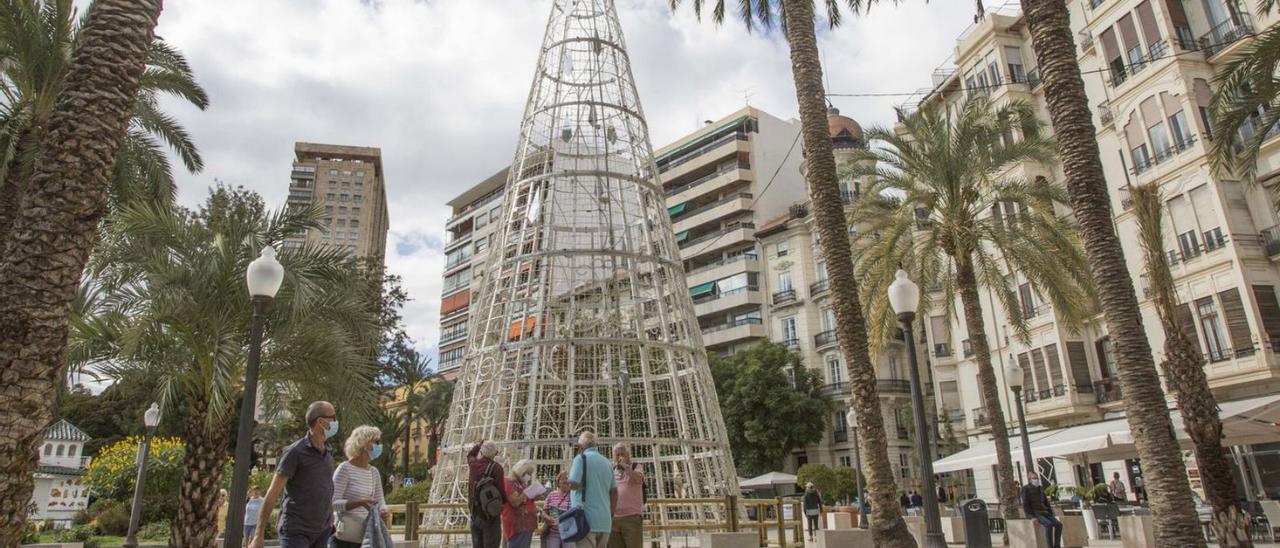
[506,530,533,548]
[1033,512,1063,548]
[470,519,503,548]
[278,528,331,548]
[243,524,257,545]
[332,540,362,548]
[805,512,819,537]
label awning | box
[933,393,1280,473]
[668,202,689,217]
[740,471,798,490]
[675,230,690,243]
[689,282,716,297]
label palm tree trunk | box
[427,422,440,468]
[174,397,230,548]
[403,417,412,477]
[954,256,1022,522]
[0,124,38,250]
[778,1,913,545]
[1020,1,1205,545]
[1131,185,1251,547]
[0,1,161,543]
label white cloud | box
[153,0,975,363]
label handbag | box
[558,454,591,542]
[335,510,366,543]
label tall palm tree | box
[0,0,208,244]
[849,96,1093,522]
[0,0,160,542]
[1208,0,1280,200]
[670,1,913,544]
[417,377,454,469]
[387,349,435,476]
[1130,183,1251,547]
[70,187,382,546]
[1019,0,1205,544]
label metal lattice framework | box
[426,0,738,534]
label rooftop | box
[44,419,90,442]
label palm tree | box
[1130,183,1251,547]
[417,377,454,469]
[0,0,209,244]
[387,349,435,476]
[1208,0,1280,200]
[849,96,1093,522]
[670,1,913,544]
[70,186,382,546]
[0,0,161,542]
[1019,0,1205,544]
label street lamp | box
[123,403,160,548]
[1004,362,1035,479]
[225,246,284,548]
[888,270,946,548]
[845,407,868,529]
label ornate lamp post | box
[123,403,160,548]
[225,247,284,548]
[1004,362,1035,478]
[845,407,868,529]
[888,270,946,548]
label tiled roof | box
[44,419,91,442]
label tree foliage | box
[709,342,830,476]
[796,463,858,506]
[1209,0,1280,202]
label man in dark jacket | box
[1020,473,1062,548]
[801,483,822,541]
[467,440,506,548]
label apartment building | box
[284,142,391,267]
[899,0,1280,502]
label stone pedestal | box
[1119,515,1155,548]
[1059,515,1090,547]
[825,511,853,530]
[942,515,967,544]
[903,515,926,547]
[816,529,874,548]
[696,532,758,548]
[1007,519,1048,548]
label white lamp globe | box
[887,270,920,317]
[846,408,858,429]
[1005,362,1025,390]
[144,403,161,428]
[246,246,285,299]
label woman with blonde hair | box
[503,458,544,548]
[332,425,389,548]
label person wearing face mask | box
[332,425,389,547]
[1020,472,1062,548]
[249,401,339,548]
[502,459,544,548]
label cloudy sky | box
[151,0,979,365]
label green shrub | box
[138,520,170,540]
[386,480,432,504]
[72,508,92,525]
[20,524,39,544]
[86,437,186,525]
[53,525,95,542]
[94,501,131,537]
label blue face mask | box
[323,419,339,440]
[370,444,383,460]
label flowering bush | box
[85,437,186,524]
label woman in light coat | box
[332,425,389,548]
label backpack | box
[558,454,591,542]
[473,461,504,521]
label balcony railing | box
[1200,15,1255,57]
[1260,225,1280,256]
[702,316,763,334]
[1207,347,1232,363]
[878,379,911,394]
[1094,378,1123,403]
[782,338,800,351]
[896,427,910,440]
[686,252,758,278]
[772,289,798,305]
[446,190,503,225]
[809,279,830,296]
[962,339,974,357]
[820,382,846,395]
[833,430,849,443]
[1098,103,1114,126]
[1025,67,1041,90]
[679,222,756,250]
[814,329,838,348]
[934,343,952,358]
[671,192,754,222]
[658,132,750,177]
[1132,135,1198,175]
[972,407,990,427]
[439,326,468,345]
[944,409,966,424]
[692,285,757,305]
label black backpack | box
[473,461,504,521]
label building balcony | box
[1200,14,1255,57]
[972,406,991,428]
[446,191,503,227]
[943,408,966,425]
[933,342,952,359]
[1025,383,1099,422]
[1260,225,1280,257]
[701,317,766,348]
[1130,135,1198,176]
[819,382,847,396]
[1094,378,1123,405]
[814,329,838,349]
[679,222,756,261]
[659,132,750,178]
[671,193,754,234]
[878,379,911,395]
[685,254,760,286]
[439,326,468,346]
[666,166,754,206]
[833,430,849,444]
[287,190,313,202]
[772,289,798,306]
[809,279,830,297]
[782,338,800,352]
[693,286,762,317]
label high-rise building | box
[901,1,1280,502]
[284,142,390,266]
[437,168,508,379]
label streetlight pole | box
[845,408,867,529]
[1004,363,1035,479]
[888,270,946,548]
[225,247,285,548]
[123,403,161,548]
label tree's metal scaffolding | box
[425,0,738,539]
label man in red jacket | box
[468,440,506,548]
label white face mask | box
[1031,480,1041,487]
[523,474,532,483]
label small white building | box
[32,420,92,525]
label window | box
[816,261,828,281]
[356,182,364,189]
[354,195,363,203]
[325,206,333,215]
[356,170,365,177]
[474,238,488,253]
[335,231,345,240]
[1097,336,1118,378]
[337,219,347,227]
[985,50,1001,86]
[1005,46,1025,83]
[1203,227,1225,251]
[821,308,836,331]
[1199,106,1214,139]
[44,444,51,456]
[350,220,360,228]
[776,240,789,257]
[342,170,352,176]
[1179,230,1202,259]
[326,193,336,201]
[349,230,359,240]
[1148,120,1172,157]
[839,455,853,467]
[56,445,64,457]
[1019,282,1036,318]
[491,207,502,222]
[1131,144,1151,172]
[1197,296,1230,361]
[777,271,793,292]
[1169,110,1192,147]
[833,410,848,433]
[68,445,77,457]
[340,194,350,202]
[781,317,798,343]
[328,169,338,176]
[339,206,348,214]
[827,354,844,384]
[341,181,351,188]
[352,207,361,215]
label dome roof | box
[827,107,863,140]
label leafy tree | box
[709,342,830,477]
[0,0,163,540]
[84,437,185,525]
[1209,0,1280,205]
[69,185,381,546]
[670,1,916,543]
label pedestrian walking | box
[216,489,229,537]
[503,459,544,548]
[543,472,574,548]
[568,431,618,548]
[1109,472,1127,503]
[899,492,910,509]
[936,482,948,504]
[249,401,340,548]
[243,487,265,546]
[609,443,645,548]
[1020,472,1062,548]
[332,425,389,548]
[909,490,923,508]
[467,440,506,548]
[802,483,822,541]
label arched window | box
[43,444,52,456]
[68,445,78,457]
[56,444,64,457]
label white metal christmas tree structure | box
[426,0,738,533]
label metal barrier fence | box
[387,496,805,547]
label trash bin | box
[960,498,992,548]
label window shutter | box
[1043,344,1065,388]
[1066,341,1093,390]
[1031,348,1049,393]
[1018,352,1034,391]
[1218,288,1254,356]
[1252,285,1280,350]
